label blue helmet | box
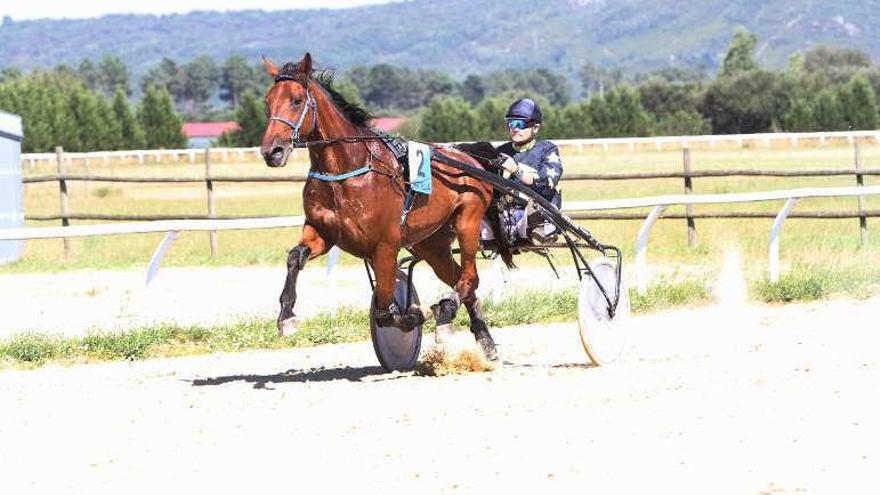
[505,98,543,123]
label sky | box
[1,0,400,21]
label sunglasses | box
[506,119,531,131]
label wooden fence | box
[19,129,880,169]
[20,137,880,259]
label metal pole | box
[635,205,666,295]
[769,198,799,282]
[55,146,71,259]
[683,146,696,247]
[855,139,867,245]
[205,147,218,257]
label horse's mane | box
[277,62,372,128]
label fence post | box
[855,139,868,245]
[683,146,697,247]
[55,146,71,259]
[205,147,218,257]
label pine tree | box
[418,95,478,142]
[112,88,145,150]
[813,89,844,131]
[721,28,759,77]
[838,74,879,130]
[474,96,508,141]
[782,97,815,132]
[217,90,265,147]
[139,85,186,149]
[220,55,254,109]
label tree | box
[0,67,22,83]
[112,88,145,149]
[141,58,186,103]
[181,55,219,114]
[801,46,873,88]
[782,97,814,132]
[138,85,186,149]
[652,110,711,136]
[220,55,255,109]
[804,46,871,73]
[78,59,100,91]
[97,56,131,96]
[721,28,758,77]
[68,87,119,151]
[348,64,460,111]
[418,95,479,142]
[580,63,624,99]
[838,74,879,130]
[462,74,486,105]
[587,85,652,137]
[638,79,702,117]
[486,68,571,106]
[217,90,264,147]
[331,77,364,108]
[474,96,508,140]
[812,89,844,131]
[701,70,780,134]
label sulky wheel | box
[578,258,631,365]
[370,270,423,372]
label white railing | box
[2,185,877,291]
[566,185,880,292]
[19,129,880,167]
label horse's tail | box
[485,201,517,270]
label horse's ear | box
[261,55,279,78]
[299,53,313,77]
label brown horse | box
[259,53,501,359]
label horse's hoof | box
[474,331,499,361]
[375,309,395,328]
[435,323,454,344]
[277,316,299,336]
[407,305,426,326]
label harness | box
[267,74,426,223]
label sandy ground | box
[1,294,879,494]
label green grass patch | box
[752,262,880,303]
[0,333,73,364]
[630,278,713,313]
[0,279,716,369]
[754,267,830,303]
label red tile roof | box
[370,117,407,133]
[182,121,240,138]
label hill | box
[1,0,877,79]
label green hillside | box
[1,0,876,78]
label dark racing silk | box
[495,140,563,203]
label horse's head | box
[260,53,319,167]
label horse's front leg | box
[277,224,330,336]
[372,243,424,331]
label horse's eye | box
[292,98,303,106]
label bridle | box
[267,75,389,149]
[267,74,318,145]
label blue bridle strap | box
[307,165,372,182]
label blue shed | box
[0,111,24,264]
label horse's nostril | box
[271,146,284,157]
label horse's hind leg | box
[410,225,462,344]
[411,211,497,360]
[452,204,498,360]
[277,224,329,336]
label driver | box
[495,98,563,243]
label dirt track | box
[2,296,878,494]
